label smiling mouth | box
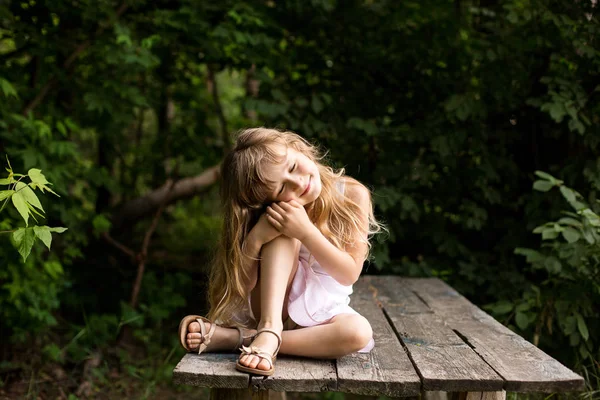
[301,176,311,197]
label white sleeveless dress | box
[242,179,375,353]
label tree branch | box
[112,164,221,228]
[129,179,176,309]
[207,64,231,151]
[101,232,136,259]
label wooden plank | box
[250,357,336,392]
[210,388,287,400]
[173,353,249,389]
[371,276,504,392]
[335,276,421,397]
[403,277,585,393]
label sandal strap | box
[233,327,256,351]
[239,345,275,370]
[239,328,282,357]
[197,317,216,354]
[255,328,282,355]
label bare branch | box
[130,179,176,309]
[101,232,136,259]
[207,64,231,151]
[112,164,221,228]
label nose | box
[290,176,304,192]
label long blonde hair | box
[207,127,382,327]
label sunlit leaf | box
[12,227,36,261]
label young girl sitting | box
[178,127,382,376]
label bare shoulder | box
[342,176,371,206]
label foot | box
[238,322,283,371]
[186,321,257,352]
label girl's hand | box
[250,213,282,246]
[266,200,315,242]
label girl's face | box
[264,144,322,206]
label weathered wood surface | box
[336,278,421,397]
[250,357,336,392]
[401,277,585,393]
[173,353,248,388]
[173,275,585,395]
[369,276,503,392]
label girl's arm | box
[266,181,370,286]
[301,183,370,286]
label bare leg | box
[238,235,300,371]
[186,322,256,352]
[186,313,373,358]
[278,313,373,358]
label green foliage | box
[0,159,67,260]
[510,173,599,363]
[1,0,599,395]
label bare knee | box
[262,235,301,253]
[333,314,373,354]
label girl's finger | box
[266,214,282,230]
[278,201,293,211]
[266,206,283,221]
[271,202,286,214]
[288,200,301,208]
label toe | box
[248,355,261,369]
[188,321,201,333]
[258,359,271,371]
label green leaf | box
[533,180,554,192]
[576,314,589,341]
[43,260,63,279]
[28,169,58,195]
[490,300,513,315]
[12,227,36,262]
[515,312,529,330]
[0,178,10,184]
[33,226,52,249]
[559,186,576,203]
[562,227,580,243]
[0,189,14,201]
[15,182,44,212]
[0,78,17,98]
[582,228,595,244]
[92,215,111,237]
[11,190,29,226]
[544,256,561,274]
[541,228,559,240]
[48,227,68,233]
[514,248,544,263]
[557,217,582,228]
[534,171,557,182]
[56,121,67,136]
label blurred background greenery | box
[0,0,599,398]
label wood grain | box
[173,353,249,389]
[402,277,585,393]
[250,357,337,392]
[372,277,504,392]
[335,276,421,397]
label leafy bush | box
[490,171,599,379]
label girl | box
[178,127,382,376]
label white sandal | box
[178,315,255,354]
[235,328,282,376]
